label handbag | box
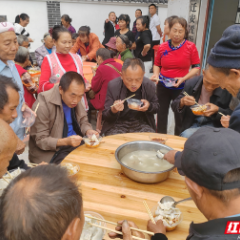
[87,89,96,99]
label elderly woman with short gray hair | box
[17,35,30,48]
[15,46,38,108]
[17,35,34,68]
[116,35,134,61]
[35,33,55,66]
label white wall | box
[0,1,49,51]
[196,0,208,59]
[167,0,190,19]
[60,2,167,43]
[0,0,167,51]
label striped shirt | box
[13,23,30,37]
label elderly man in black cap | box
[205,25,240,132]
[109,127,240,240]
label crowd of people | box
[0,4,240,240]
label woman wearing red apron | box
[39,25,89,110]
[151,17,200,135]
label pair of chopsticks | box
[85,214,154,236]
[143,201,156,224]
[26,103,40,134]
[90,223,147,240]
[2,171,13,184]
[85,201,156,240]
[27,163,38,168]
[183,91,204,110]
[110,94,135,108]
[183,91,226,116]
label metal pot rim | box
[115,140,175,174]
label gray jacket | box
[35,44,56,67]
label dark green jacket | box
[117,49,133,61]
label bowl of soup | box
[115,141,174,184]
[127,99,143,110]
[190,104,208,116]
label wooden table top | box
[83,62,97,83]
[63,133,206,240]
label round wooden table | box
[63,133,206,240]
[83,62,97,83]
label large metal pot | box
[115,141,174,184]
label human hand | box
[173,77,185,88]
[147,219,166,235]
[15,138,26,155]
[86,129,99,137]
[160,31,163,38]
[221,115,231,128]
[39,161,48,166]
[150,74,159,83]
[108,220,145,240]
[85,81,91,92]
[82,55,87,62]
[163,150,178,165]
[91,66,97,76]
[111,100,124,114]
[180,96,196,107]
[138,99,150,112]
[106,19,109,23]
[141,51,147,57]
[22,102,37,117]
[27,59,32,66]
[67,135,83,147]
[203,103,219,117]
[28,37,34,42]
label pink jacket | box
[35,44,56,67]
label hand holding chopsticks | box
[183,91,226,116]
[85,214,154,236]
[110,94,135,108]
[183,92,204,110]
[90,222,147,240]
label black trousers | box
[8,153,29,171]
[152,40,160,66]
[157,83,182,135]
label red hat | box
[105,37,117,50]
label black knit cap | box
[207,24,240,69]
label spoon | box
[156,150,164,159]
[160,196,192,208]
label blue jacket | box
[229,103,240,132]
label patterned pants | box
[105,120,155,136]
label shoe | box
[149,67,153,73]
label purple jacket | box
[35,44,56,67]
[68,25,76,34]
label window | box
[0,15,7,22]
